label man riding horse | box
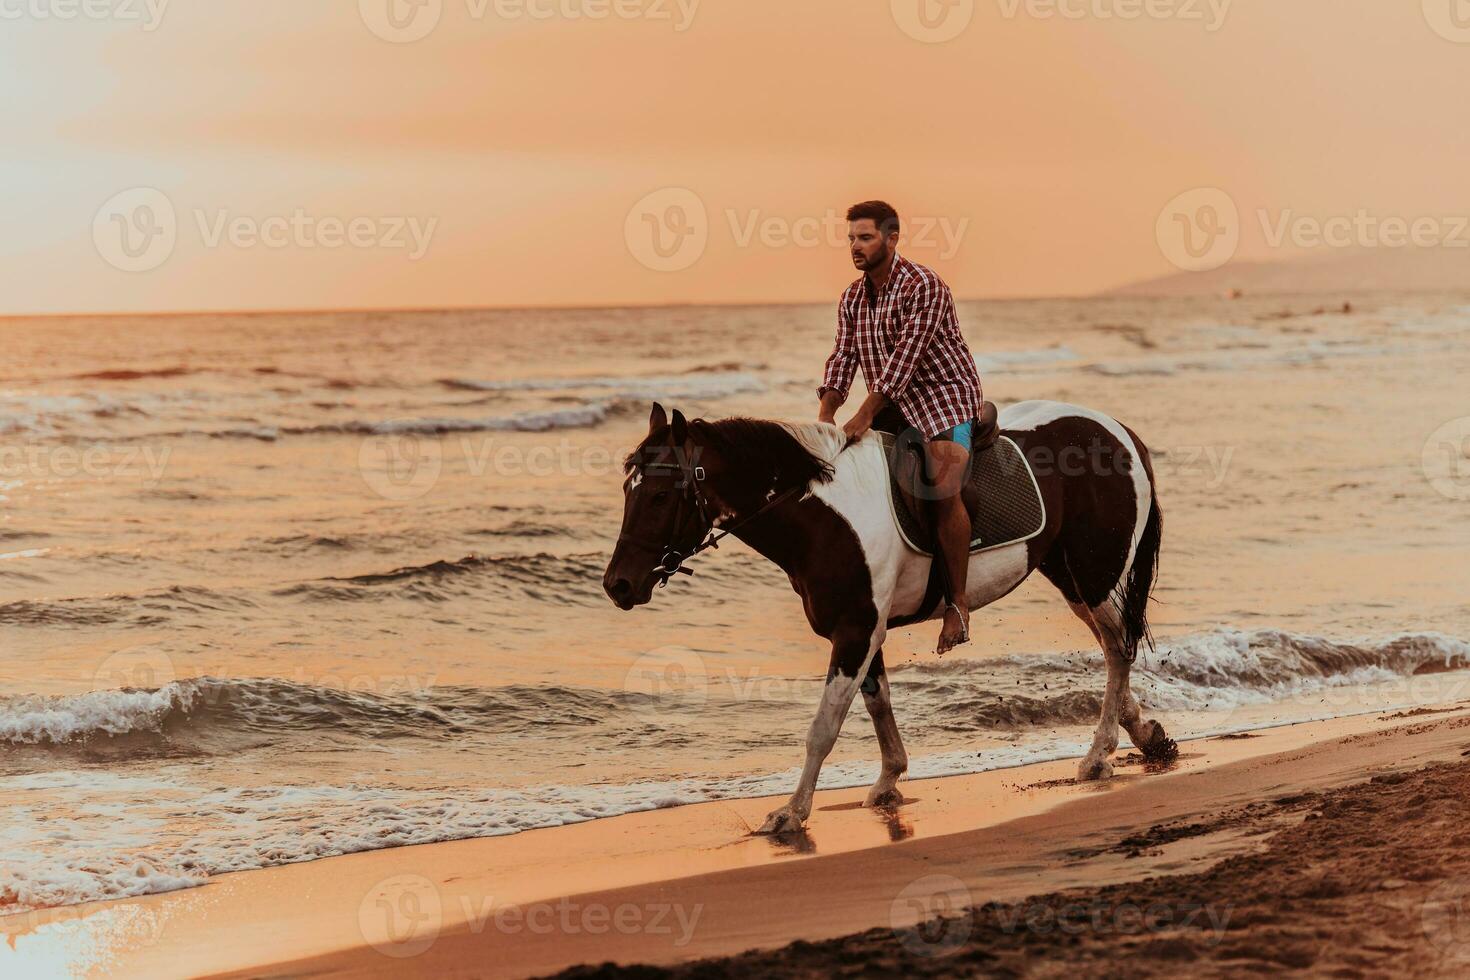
[818,200,982,656]
[604,200,1169,830]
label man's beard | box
[857,242,890,272]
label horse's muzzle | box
[603,575,643,611]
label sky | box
[1,0,1467,314]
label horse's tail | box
[1119,429,1162,662]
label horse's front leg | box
[862,649,907,807]
[757,626,882,834]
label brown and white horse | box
[603,400,1172,835]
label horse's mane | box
[625,417,841,496]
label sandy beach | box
[4,705,1469,978]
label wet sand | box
[560,727,1470,978]
[6,706,1469,978]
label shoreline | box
[6,704,1469,978]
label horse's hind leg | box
[1076,603,1129,781]
[861,649,908,808]
[1069,600,1176,779]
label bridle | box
[625,449,810,590]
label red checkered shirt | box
[819,253,982,439]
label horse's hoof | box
[1077,756,1114,782]
[1139,722,1179,763]
[865,787,904,809]
[755,807,805,835]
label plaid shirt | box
[819,253,982,439]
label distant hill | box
[1108,247,1468,297]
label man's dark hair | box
[846,200,900,237]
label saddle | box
[875,402,1046,557]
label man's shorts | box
[931,419,975,453]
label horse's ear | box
[649,402,667,433]
[670,409,688,444]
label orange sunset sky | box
[2,0,1467,314]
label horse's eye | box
[651,490,671,506]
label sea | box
[3,294,1469,911]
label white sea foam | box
[974,346,1078,372]
[0,684,202,745]
[1083,336,1460,378]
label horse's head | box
[602,402,719,610]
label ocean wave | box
[69,366,197,382]
[438,370,765,401]
[7,628,1453,750]
[180,402,633,442]
[470,520,575,539]
[0,676,676,750]
[891,628,1470,731]
[275,552,611,605]
[0,585,253,628]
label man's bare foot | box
[937,604,970,655]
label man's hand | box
[841,392,889,445]
[817,389,844,426]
